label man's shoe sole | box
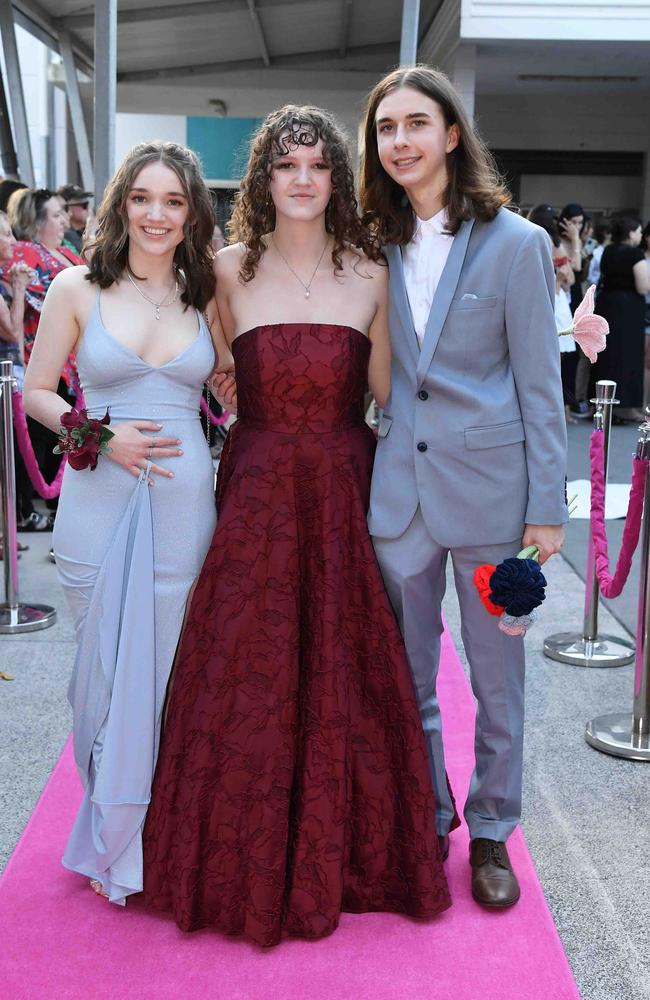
[471,890,520,908]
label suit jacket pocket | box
[464,418,525,450]
[378,413,393,439]
[449,295,498,311]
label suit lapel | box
[415,218,475,384]
[386,244,420,368]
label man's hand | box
[522,524,565,564]
[209,364,238,415]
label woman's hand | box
[209,364,238,415]
[7,262,36,292]
[559,218,581,247]
[556,261,574,291]
[107,421,183,483]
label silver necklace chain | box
[126,268,180,320]
[271,236,329,299]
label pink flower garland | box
[590,430,647,598]
[200,396,229,426]
[12,390,66,500]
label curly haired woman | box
[23,141,219,904]
[141,105,452,946]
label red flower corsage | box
[54,407,114,471]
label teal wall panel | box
[187,117,262,181]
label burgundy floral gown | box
[142,323,452,946]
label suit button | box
[417,442,428,453]
[418,390,429,401]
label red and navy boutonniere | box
[473,545,547,636]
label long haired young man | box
[360,66,567,908]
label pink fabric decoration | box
[559,284,608,362]
[12,390,66,500]
[498,621,528,636]
[200,396,229,426]
[590,430,647,598]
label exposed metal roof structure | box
[1,0,436,197]
[21,0,441,81]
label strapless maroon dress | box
[142,323,452,946]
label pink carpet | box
[0,629,580,1000]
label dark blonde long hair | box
[360,66,510,245]
[228,105,382,282]
[86,140,215,310]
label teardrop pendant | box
[304,290,310,299]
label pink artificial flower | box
[564,284,608,363]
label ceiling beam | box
[245,0,271,67]
[13,0,94,70]
[57,0,317,31]
[118,41,396,83]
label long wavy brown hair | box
[360,66,510,245]
[86,141,215,310]
[228,105,382,282]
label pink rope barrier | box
[201,396,229,426]
[11,390,66,500]
[590,429,648,598]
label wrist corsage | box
[54,407,114,471]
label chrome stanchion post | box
[544,379,635,667]
[0,359,56,633]
[586,415,650,760]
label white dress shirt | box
[587,244,604,287]
[401,209,455,347]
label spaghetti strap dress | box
[53,290,217,904]
[142,323,453,946]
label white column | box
[0,0,34,183]
[60,30,94,192]
[450,43,476,120]
[94,0,117,204]
[641,148,650,224]
[400,0,421,66]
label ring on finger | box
[148,445,153,459]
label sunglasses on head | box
[34,187,54,206]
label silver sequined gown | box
[53,289,217,905]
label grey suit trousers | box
[373,506,526,842]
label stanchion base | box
[543,632,634,667]
[0,603,56,634]
[585,712,650,761]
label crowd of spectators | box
[0,179,88,535]
[527,202,650,425]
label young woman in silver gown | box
[23,142,219,904]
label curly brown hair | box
[228,105,382,282]
[85,140,215,311]
[360,66,510,245]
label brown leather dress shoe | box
[469,838,520,908]
[438,834,450,861]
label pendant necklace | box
[126,267,179,320]
[272,236,329,299]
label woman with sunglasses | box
[2,187,82,530]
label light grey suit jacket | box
[368,208,568,547]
